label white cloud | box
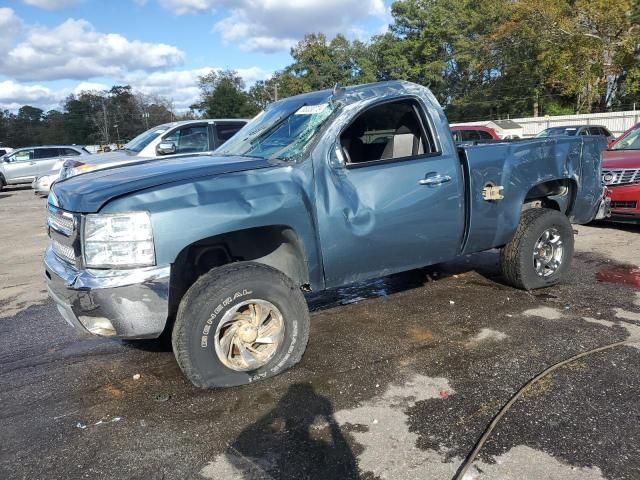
[22,0,82,10]
[159,0,386,52]
[72,81,110,93]
[125,66,270,109]
[159,0,217,15]
[0,17,185,81]
[0,80,60,111]
[0,67,270,112]
[0,8,23,52]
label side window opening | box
[63,148,81,156]
[217,123,245,143]
[34,148,59,160]
[12,150,33,162]
[164,125,209,154]
[460,130,479,141]
[340,100,436,165]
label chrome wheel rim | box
[533,228,564,277]
[214,299,285,372]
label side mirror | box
[329,143,347,169]
[156,142,176,155]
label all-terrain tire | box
[500,208,574,290]
[172,262,310,388]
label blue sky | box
[0,0,392,111]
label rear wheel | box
[0,176,5,192]
[500,208,574,290]
[172,262,310,388]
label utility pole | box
[113,124,120,146]
[101,98,110,144]
[274,83,278,102]
[533,92,539,117]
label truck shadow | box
[307,250,504,312]
[223,383,359,479]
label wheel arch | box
[522,178,577,215]
[168,225,311,322]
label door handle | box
[419,174,451,186]
[29,162,36,165]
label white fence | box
[453,110,640,138]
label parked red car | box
[602,123,640,221]
[450,125,501,144]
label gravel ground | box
[0,186,638,480]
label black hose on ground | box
[453,339,636,480]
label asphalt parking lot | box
[0,186,639,480]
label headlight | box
[83,212,155,268]
[59,161,98,180]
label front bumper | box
[44,246,170,339]
[608,184,640,220]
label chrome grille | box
[47,207,74,236]
[47,204,79,266]
[602,168,640,186]
[52,238,76,264]
[610,201,637,209]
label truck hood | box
[603,149,640,169]
[51,154,278,213]
[80,150,142,166]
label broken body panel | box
[46,81,606,338]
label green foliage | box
[191,70,261,119]
[0,86,176,147]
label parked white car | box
[33,172,59,197]
[59,119,248,180]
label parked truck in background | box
[45,81,608,388]
[57,119,248,180]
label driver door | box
[314,99,464,288]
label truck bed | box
[458,136,606,255]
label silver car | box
[0,145,90,191]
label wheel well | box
[168,225,309,321]
[522,179,576,214]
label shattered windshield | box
[215,100,336,161]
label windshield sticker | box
[295,104,328,115]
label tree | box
[191,70,261,118]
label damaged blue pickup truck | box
[45,81,607,388]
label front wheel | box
[172,262,310,388]
[500,208,574,290]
